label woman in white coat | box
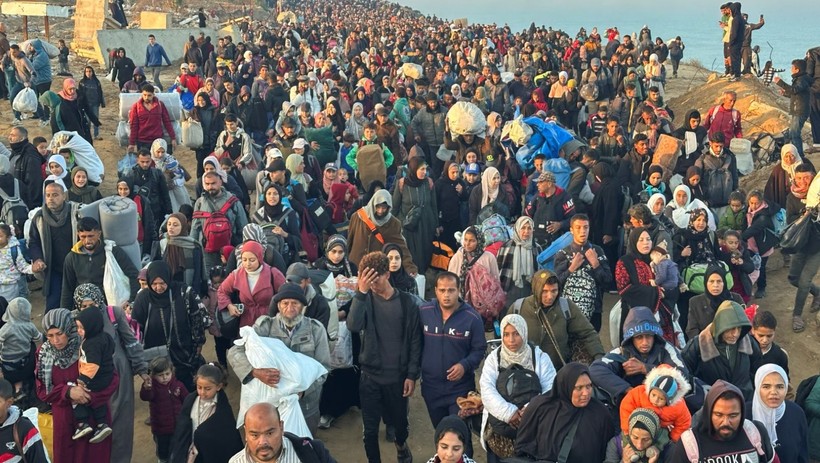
[479,314,557,463]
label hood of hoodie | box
[71,239,104,256]
[530,269,557,306]
[2,298,31,324]
[698,379,746,436]
[133,66,145,77]
[643,364,691,406]
[621,306,665,347]
[710,300,751,340]
[0,405,21,429]
[77,304,105,339]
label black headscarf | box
[439,160,460,185]
[262,183,285,219]
[626,227,651,264]
[591,162,613,182]
[404,156,427,188]
[382,242,416,293]
[146,260,172,306]
[703,264,732,312]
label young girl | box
[684,166,707,204]
[0,224,32,301]
[642,165,670,201]
[169,363,242,463]
[67,167,102,204]
[0,298,41,400]
[47,154,68,180]
[140,356,187,463]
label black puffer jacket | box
[740,201,780,256]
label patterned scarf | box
[37,309,81,393]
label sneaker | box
[12,118,22,126]
[72,423,93,440]
[728,76,738,82]
[396,442,413,463]
[754,289,767,299]
[318,415,334,429]
[385,425,396,442]
[89,424,113,444]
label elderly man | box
[28,176,83,310]
[228,283,330,434]
[703,90,743,145]
[191,171,248,270]
[229,403,336,463]
[347,189,417,275]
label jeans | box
[360,374,409,463]
[811,93,820,146]
[34,81,51,121]
[149,66,164,91]
[790,114,809,155]
[757,256,769,291]
[88,105,101,137]
[788,250,820,316]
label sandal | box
[793,316,805,333]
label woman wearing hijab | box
[643,54,665,97]
[286,153,314,194]
[686,265,744,339]
[116,177,157,256]
[497,216,542,305]
[393,156,438,274]
[435,160,468,250]
[216,238,285,324]
[346,102,369,141]
[665,184,715,231]
[468,166,512,226]
[36,308,118,462]
[742,190,780,302]
[153,212,205,294]
[328,181,358,225]
[673,208,717,266]
[56,78,100,144]
[251,184,302,266]
[131,260,209,392]
[616,228,673,344]
[480,314,556,462]
[604,408,670,463]
[190,91,222,178]
[47,153,69,179]
[648,192,676,232]
[748,364,809,463]
[73,283,148,463]
[151,138,191,212]
[683,166,707,203]
[382,242,418,295]
[320,163,339,201]
[67,166,102,204]
[765,143,814,207]
[514,362,616,462]
[448,226,500,295]
[428,415,479,463]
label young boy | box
[718,229,756,303]
[345,122,394,188]
[73,307,116,443]
[751,311,790,376]
[0,298,40,400]
[57,39,70,76]
[719,191,747,231]
[649,246,680,306]
[586,104,608,139]
[0,379,48,462]
[338,132,356,177]
[32,136,49,179]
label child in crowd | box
[718,191,747,231]
[586,104,608,139]
[140,356,187,463]
[204,265,227,342]
[620,364,692,442]
[642,165,670,201]
[170,363,243,462]
[73,307,116,443]
[718,229,756,303]
[684,166,707,204]
[649,245,681,307]
[32,136,49,178]
[0,298,41,400]
[751,311,790,376]
[759,61,784,86]
[57,39,70,76]
[47,154,68,180]
[0,379,48,461]
[0,224,32,301]
[338,132,356,176]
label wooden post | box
[44,16,49,40]
[22,15,28,40]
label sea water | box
[400,0,819,72]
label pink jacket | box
[217,264,286,327]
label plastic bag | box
[446,101,487,137]
[22,39,59,59]
[401,63,423,80]
[181,119,204,148]
[48,131,105,183]
[13,87,38,114]
[118,152,137,178]
[115,121,130,147]
[330,321,353,369]
[503,117,533,146]
[26,408,53,462]
[103,240,131,306]
[234,327,328,437]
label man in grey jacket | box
[228,283,330,434]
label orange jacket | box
[620,384,691,441]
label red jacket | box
[140,376,188,435]
[217,263,286,327]
[129,98,176,145]
[179,73,204,95]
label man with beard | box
[192,171,248,270]
[121,66,148,93]
[124,149,172,235]
[228,284,330,435]
[229,403,336,463]
[410,92,446,175]
[28,177,82,310]
[8,126,43,209]
[346,189,417,276]
[128,84,176,154]
[669,380,775,462]
[60,216,140,308]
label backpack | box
[680,420,766,463]
[701,167,733,207]
[260,208,293,259]
[464,258,506,322]
[106,305,142,342]
[0,180,29,238]
[795,374,819,409]
[193,196,239,253]
[488,344,542,439]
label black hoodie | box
[77,306,115,391]
[669,380,774,463]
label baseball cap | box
[266,158,286,172]
[537,171,556,183]
[465,163,480,175]
[324,163,338,172]
[286,262,310,284]
[293,138,308,150]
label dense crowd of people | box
[0,0,818,462]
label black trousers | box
[360,374,409,463]
[810,93,820,146]
[730,45,742,77]
[73,403,108,425]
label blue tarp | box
[537,231,573,270]
[514,117,574,170]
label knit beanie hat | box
[273,282,308,306]
[326,234,348,254]
[649,375,678,400]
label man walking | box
[348,251,421,463]
[144,34,171,90]
[191,171,248,270]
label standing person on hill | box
[774,59,813,155]
[703,90,743,146]
[78,66,105,141]
[145,34,172,91]
[807,45,820,154]
[726,2,746,82]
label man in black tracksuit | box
[348,251,421,463]
[727,2,746,81]
[807,46,820,153]
[524,171,576,249]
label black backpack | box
[0,179,29,238]
[795,374,819,410]
[702,167,733,206]
[488,344,542,439]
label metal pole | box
[45,16,50,40]
[23,15,28,40]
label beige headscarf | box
[499,314,533,370]
[481,166,501,208]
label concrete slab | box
[87,27,227,66]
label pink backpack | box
[679,420,768,463]
[464,261,505,322]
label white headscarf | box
[668,185,715,230]
[499,314,533,370]
[648,193,667,216]
[752,364,788,445]
[481,167,501,208]
[47,154,68,179]
[780,143,803,179]
[509,216,534,288]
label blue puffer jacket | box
[29,40,52,86]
